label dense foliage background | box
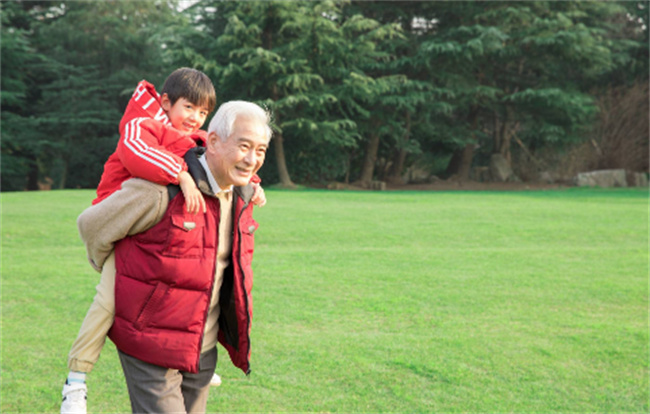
[1,0,648,191]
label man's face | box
[207,116,268,188]
[161,94,209,134]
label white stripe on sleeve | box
[122,118,183,178]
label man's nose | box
[244,150,256,165]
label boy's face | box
[161,94,209,134]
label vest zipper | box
[198,204,218,372]
[235,199,253,375]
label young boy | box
[61,68,265,413]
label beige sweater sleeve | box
[77,178,169,272]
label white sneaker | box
[210,373,222,387]
[61,380,87,414]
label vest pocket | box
[239,218,258,262]
[163,214,205,258]
[134,282,169,331]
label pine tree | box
[1,2,53,190]
[182,1,407,186]
[1,1,185,190]
[418,2,629,180]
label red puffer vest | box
[108,148,258,375]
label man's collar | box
[198,154,233,195]
[184,147,255,203]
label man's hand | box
[251,183,266,207]
[178,171,206,214]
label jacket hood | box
[118,80,171,135]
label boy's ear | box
[160,93,172,111]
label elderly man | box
[79,101,271,413]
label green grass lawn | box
[2,187,648,413]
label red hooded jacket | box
[94,81,206,204]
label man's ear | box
[160,93,171,112]
[207,131,221,153]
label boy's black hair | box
[161,67,217,114]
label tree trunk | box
[446,109,478,181]
[344,153,351,184]
[358,127,380,187]
[386,111,410,184]
[444,144,475,181]
[387,148,407,184]
[58,158,68,189]
[456,143,475,181]
[271,106,295,187]
[26,156,39,191]
[493,107,518,163]
[493,111,502,155]
[273,131,295,188]
[262,4,294,188]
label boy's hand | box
[251,183,266,207]
[178,171,206,214]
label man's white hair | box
[208,101,273,142]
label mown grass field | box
[1,188,648,413]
